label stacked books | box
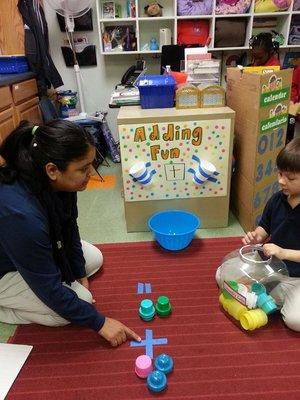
[110,85,140,107]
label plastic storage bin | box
[0,56,29,74]
[136,75,176,109]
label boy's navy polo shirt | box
[259,191,300,277]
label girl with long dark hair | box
[0,120,140,347]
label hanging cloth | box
[18,0,64,96]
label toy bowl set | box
[218,245,289,331]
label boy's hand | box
[98,317,141,347]
[242,231,264,245]
[263,243,285,259]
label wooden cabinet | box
[0,0,24,55]
[12,79,38,105]
[0,86,15,144]
[0,79,42,144]
[0,86,13,110]
[15,98,41,126]
[0,108,15,143]
[12,79,42,126]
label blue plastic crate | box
[0,56,29,74]
[136,75,176,109]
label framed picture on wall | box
[102,1,115,18]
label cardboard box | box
[227,67,292,232]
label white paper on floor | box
[0,343,33,400]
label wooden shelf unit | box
[96,0,300,54]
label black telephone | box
[121,60,146,86]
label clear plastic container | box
[218,245,289,307]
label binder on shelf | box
[61,45,97,67]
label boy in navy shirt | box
[243,138,300,330]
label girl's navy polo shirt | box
[0,180,105,332]
[260,191,300,277]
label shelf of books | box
[96,0,300,54]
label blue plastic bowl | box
[148,210,200,251]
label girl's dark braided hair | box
[249,31,280,57]
[0,120,95,284]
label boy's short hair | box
[277,138,300,172]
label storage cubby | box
[214,16,250,48]
[138,19,174,51]
[289,13,300,44]
[138,0,174,17]
[252,14,290,45]
[100,20,137,53]
[96,0,300,54]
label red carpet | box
[8,237,300,400]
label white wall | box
[43,3,160,140]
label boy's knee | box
[281,309,300,331]
[281,284,300,331]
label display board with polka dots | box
[119,118,232,202]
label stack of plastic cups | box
[193,160,216,186]
[219,293,248,320]
[154,354,174,374]
[220,291,269,331]
[135,355,153,378]
[129,162,153,186]
[139,299,156,321]
[147,354,173,393]
[256,293,277,314]
[155,296,172,317]
[240,308,268,330]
